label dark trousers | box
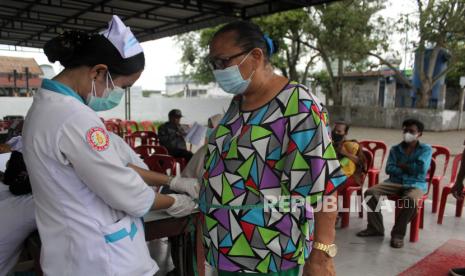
[364,182,424,239]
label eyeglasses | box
[206,50,249,70]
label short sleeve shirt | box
[199,82,346,273]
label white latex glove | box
[165,194,197,218]
[169,176,200,199]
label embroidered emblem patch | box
[86,127,110,151]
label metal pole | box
[13,69,17,96]
[458,87,465,130]
[25,67,29,96]
[125,87,131,120]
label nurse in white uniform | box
[23,16,198,276]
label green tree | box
[176,0,388,106]
[372,0,465,108]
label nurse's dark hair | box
[212,21,279,62]
[44,31,144,76]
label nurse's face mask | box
[87,72,125,112]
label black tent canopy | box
[0,0,332,49]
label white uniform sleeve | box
[58,112,155,217]
[109,133,148,170]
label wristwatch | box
[312,242,338,258]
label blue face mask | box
[87,72,125,112]
[213,52,255,95]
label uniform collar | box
[41,79,85,104]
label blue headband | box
[263,35,274,56]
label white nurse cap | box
[100,15,143,59]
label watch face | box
[328,244,338,257]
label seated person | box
[158,109,193,162]
[0,146,36,275]
[357,119,432,249]
[332,121,366,185]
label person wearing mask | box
[158,109,194,162]
[332,121,366,185]
[200,21,346,276]
[357,119,432,249]
[22,16,198,276]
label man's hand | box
[303,249,335,276]
[0,144,11,153]
[451,181,464,200]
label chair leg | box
[432,181,439,213]
[368,173,375,188]
[456,199,464,218]
[437,188,451,224]
[358,189,363,218]
[420,202,425,229]
[410,209,421,242]
[341,190,351,228]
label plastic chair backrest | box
[123,120,139,136]
[449,154,463,184]
[104,121,121,136]
[126,131,159,148]
[362,148,374,171]
[134,145,168,159]
[431,145,451,178]
[140,121,157,132]
[426,158,437,195]
[144,154,177,175]
[360,140,387,170]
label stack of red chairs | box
[144,154,177,176]
[134,145,168,159]
[122,120,139,137]
[388,158,436,242]
[104,121,122,137]
[126,131,159,149]
[140,121,157,132]
[437,153,465,224]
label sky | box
[0,0,418,91]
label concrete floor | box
[335,199,465,276]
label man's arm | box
[406,146,432,177]
[303,194,337,276]
[386,148,403,176]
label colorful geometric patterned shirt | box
[199,82,346,273]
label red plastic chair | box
[430,145,451,213]
[360,140,388,187]
[122,120,139,137]
[388,158,436,242]
[140,121,157,132]
[125,131,159,148]
[340,148,373,228]
[0,120,11,134]
[144,154,177,176]
[134,145,168,159]
[104,121,122,137]
[437,154,465,224]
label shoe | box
[390,237,404,248]
[450,267,465,276]
[356,229,384,237]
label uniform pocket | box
[101,216,158,276]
